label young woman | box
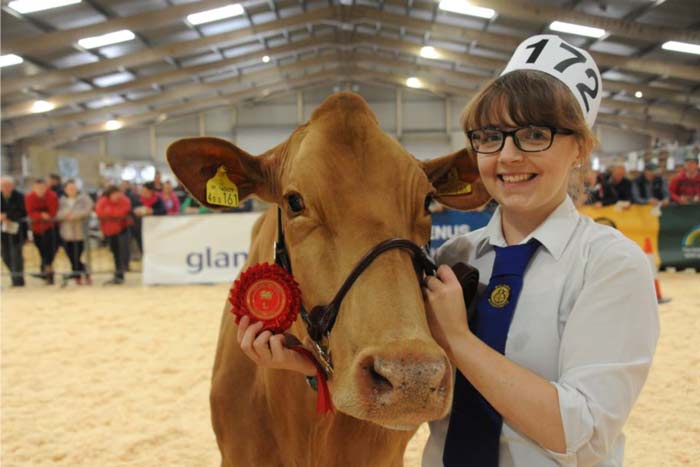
[56,179,94,285]
[421,36,659,466]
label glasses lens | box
[471,129,503,153]
[515,127,553,151]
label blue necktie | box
[443,240,540,467]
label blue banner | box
[430,209,493,254]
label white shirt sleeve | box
[546,236,659,464]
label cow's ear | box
[167,137,278,208]
[421,147,491,210]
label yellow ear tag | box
[206,166,239,207]
[436,168,472,196]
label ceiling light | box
[420,46,440,59]
[406,77,423,88]
[634,91,643,99]
[31,100,55,113]
[105,120,123,131]
[438,0,496,19]
[661,41,700,55]
[262,55,270,63]
[0,54,24,67]
[78,29,135,49]
[8,0,81,14]
[549,21,606,39]
[187,4,244,25]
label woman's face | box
[65,183,77,197]
[476,115,579,218]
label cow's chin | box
[329,377,453,431]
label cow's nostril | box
[367,362,393,392]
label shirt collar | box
[475,196,580,261]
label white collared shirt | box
[422,196,659,467]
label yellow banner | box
[578,205,661,265]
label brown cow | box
[167,93,489,467]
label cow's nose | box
[359,351,449,403]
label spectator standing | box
[56,180,94,285]
[25,178,60,285]
[131,182,166,260]
[632,162,670,206]
[160,181,181,215]
[608,164,633,204]
[48,173,64,198]
[1,176,27,286]
[152,171,163,192]
[669,152,700,204]
[95,186,131,285]
[119,180,142,259]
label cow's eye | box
[286,193,305,214]
[424,194,433,213]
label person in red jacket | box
[669,152,700,204]
[24,178,60,284]
[95,185,132,285]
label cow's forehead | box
[285,121,423,190]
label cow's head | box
[168,92,489,430]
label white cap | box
[500,34,602,128]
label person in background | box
[607,163,633,205]
[631,162,670,206]
[56,180,94,286]
[119,180,142,259]
[48,173,64,198]
[131,182,166,260]
[1,176,27,287]
[25,178,60,285]
[152,171,163,192]
[95,186,131,285]
[669,152,700,204]
[160,181,181,215]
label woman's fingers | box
[236,315,250,344]
[240,320,264,361]
[253,330,274,362]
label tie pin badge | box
[488,284,511,308]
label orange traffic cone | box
[643,237,670,304]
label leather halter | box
[274,208,436,377]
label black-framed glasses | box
[467,126,575,155]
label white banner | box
[143,213,261,285]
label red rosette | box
[228,263,302,333]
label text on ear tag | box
[436,168,472,196]
[206,166,239,207]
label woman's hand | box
[237,315,317,376]
[423,265,471,360]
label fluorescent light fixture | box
[549,21,606,38]
[662,41,700,55]
[592,157,600,171]
[420,46,440,59]
[78,29,135,49]
[0,54,24,67]
[8,0,81,14]
[187,4,244,25]
[262,55,270,63]
[93,71,134,88]
[105,120,123,131]
[438,0,496,19]
[406,77,423,88]
[31,100,55,113]
[634,91,643,99]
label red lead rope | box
[289,345,334,414]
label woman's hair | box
[461,70,598,203]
